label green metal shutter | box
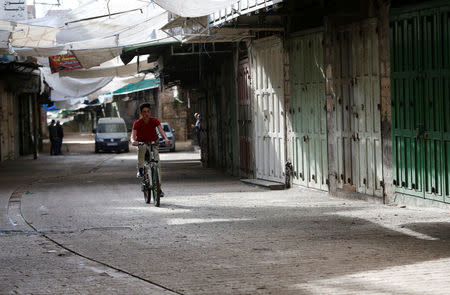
[289,31,328,190]
[391,3,450,203]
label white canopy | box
[0,20,58,47]
[54,97,88,111]
[2,1,175,68]
[153,0,239,17]
[41,67,113,101]
[86,75,148,101]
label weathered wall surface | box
[324,16,338,196]
[377,1,392,203]
[284,36,292,179]
[237,57,254,178]
[159,87,188,142]
[0,81,39,161]
[118,100,139,130]
[0,81,15,162]
[119,89,158,128]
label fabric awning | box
[160,16,207,31]
[153,0,239,17]
[2,1,176,69]
[0,20,58,47]
[41,67,114,101]
[112,78,160,96]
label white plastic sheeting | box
[23,2,167,46]
[41,67,113,101]
[24,0,156,28]
[56,4,165,44]
[153,0,239,17]
[87,75,147,101]
[72,47,123,69]
[54,97,88,111]
[2,0,175,68]
[12,46,66,57]
[0,20,58,47]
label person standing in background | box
[48,120,57,155]
[191,113,201,146]
[56,120,64,155]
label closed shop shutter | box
[289,31,328,191]
[334,19,383,197]
[391,3,450,203]
[250,36,285,182]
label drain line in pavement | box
[87,157,111,174]
[7,177,184,295]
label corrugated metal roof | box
[112,78,160,96]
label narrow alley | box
[1,0,450,294]
[1,144,449,294]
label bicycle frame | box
[139,142,160,206]
[143,142,158,179]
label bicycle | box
[139,142,161,207]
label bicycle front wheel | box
[143,167,150,204]
[151,167,160,207]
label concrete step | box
[241,178,285,190]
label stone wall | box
[158,86,188,141]
[0,82,15,161]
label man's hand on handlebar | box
[133,141,169,147]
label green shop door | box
[391,3,450,203]
[289,31,328,191]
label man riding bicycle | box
[131,102,170,197]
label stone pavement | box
[0,146,450,294]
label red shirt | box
[132,117,160,142]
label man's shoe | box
[159,190,165,198]
[137,168,144,178]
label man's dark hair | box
[51,119,55,124]
[139,102,151,112]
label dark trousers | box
[50,139,57,155]
[55,138,62,154]
[195,131,200,146]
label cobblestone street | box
[1,148,449,294]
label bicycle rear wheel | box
[151,167,160,207]
[143,167,150,204]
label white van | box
[94,117,129,153]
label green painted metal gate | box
[333,19,383,197]
[289,31,328,190]
[391,3,450,203]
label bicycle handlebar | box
[138,141,156,146]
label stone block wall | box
[158,87,188,141]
